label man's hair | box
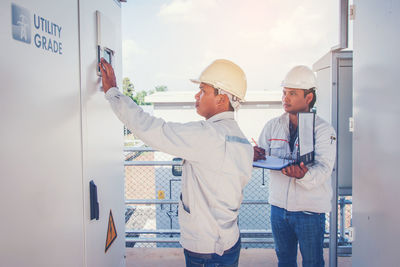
[304,88,316,110]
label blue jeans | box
[271,205,325,267]
[184,238,241,267]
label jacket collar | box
[207,111,235,123]
[280,112,290,138]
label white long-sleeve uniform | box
[105,87,253,255]
[258,112,336,213]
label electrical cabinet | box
[313,50,353,195]
[0,1,125,266]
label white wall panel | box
[0,1,125,266]
[79,1,125,267]
[0,0,84,266]
[353,0,400,266]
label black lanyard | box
[289,121,298,152]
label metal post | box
[168,178,181,236]
[332,0,349,51]
[329,53,339,266]
[329,171,338,267]
[169,179,173,231]
[262,168,265,186]
[339,197,346,243]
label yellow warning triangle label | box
[105,210,117,253]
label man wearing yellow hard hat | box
[254,65,336,267]
[99,58,253,266]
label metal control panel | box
[96,10,116,76]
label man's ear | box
[305,92,313,106]
[217,94,230,107]
[215,94,224,105]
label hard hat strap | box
[217,88,241,110]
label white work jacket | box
[105,88,253,255]
[258,113,336,213]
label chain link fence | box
[124,134,353,250]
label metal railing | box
[124,146,353,250]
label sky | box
[122,0,339,93]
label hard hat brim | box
[190,79,201,84]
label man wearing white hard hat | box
[254,65,336,267]
[99,58,253,266]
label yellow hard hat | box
[281,65,318,90]
[191,59,247,100]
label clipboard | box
[253,156,295,170]
[297,112,315,165]
[253,112,315,170]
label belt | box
[184,237,241,258]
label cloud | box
[158,0,218,23]
[268,6,324,49]
[123,0,338,92]
[123,39,147,59]
[122,39,148,78]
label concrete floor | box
[126,248,352,267]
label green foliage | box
[134,90,150,105]
[122,77,135,99]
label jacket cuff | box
[105,87,121,101]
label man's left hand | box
[281,162,308,179]
[99,58,117,93]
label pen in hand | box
[252,138,266,161]
[251,138,258,146]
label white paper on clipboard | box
[298,112,315,164]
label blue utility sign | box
[11,3,31,44]
[11,3,63,55]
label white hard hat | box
[281,65,317,90]
[191,59,247,100]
